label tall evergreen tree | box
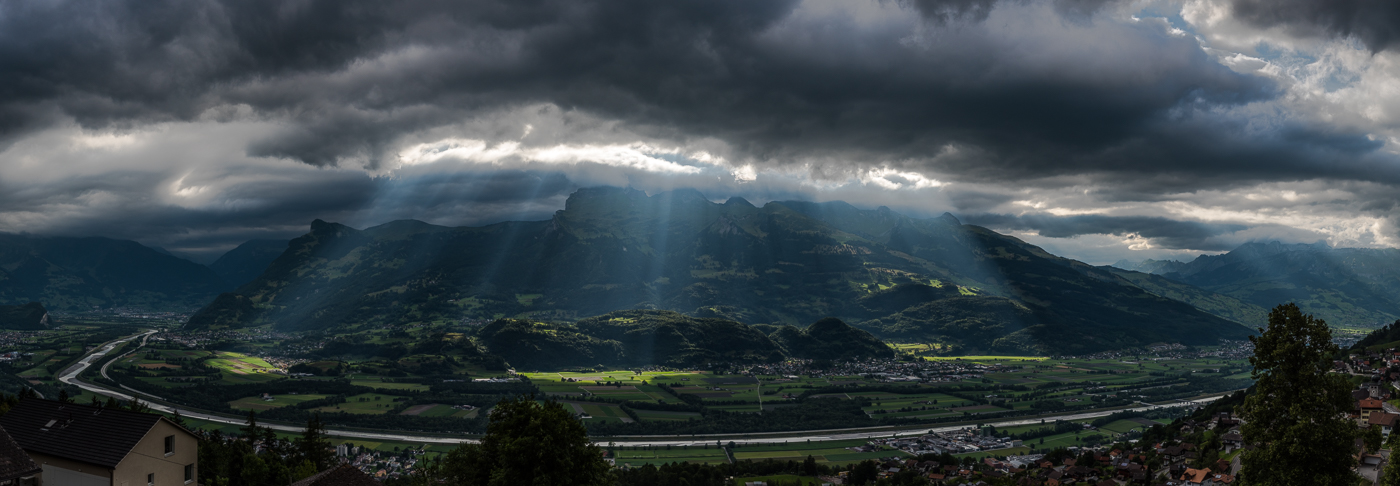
[1238,303,1356,485]
[241,410,260,438]
[296,413,334,471]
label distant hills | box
[189,186,1253,354]
[0,302,50,330]
[0,234,230,312]
[208,239,288,288]
[1114,241,1400,328]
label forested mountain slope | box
[189,187,1253,354]
[0,234,229,312]
[1116,242,1400,327]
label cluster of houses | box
[728,358,1011,385]
[1078,341,1254,362]
[335,443,424,481]
[158,329,313,354]
[817,409,1252,486]
[868,429,1022,456]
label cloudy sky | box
[1,0,1398,264]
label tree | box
[1365,425,1384,453]
[849,460,879,485]
[1238,303,1356,486]
[1384,456,1400,486]
[241,410,260,438]
[296,413,334,471]
[440,395,611,486]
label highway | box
[57,330,1226,447]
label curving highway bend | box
[58,331,1226,447]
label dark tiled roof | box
[0,424,40,481]
[0,399,164,469]
[291,464,380,486]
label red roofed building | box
[1361,398,1385,421]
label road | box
[58,331,1227,447]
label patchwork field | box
[613,447,728,466]
[312,393,405,414]
[399,403,477,418]
[229,393,329,412]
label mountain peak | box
[724,196,755,208]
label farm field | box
[634,410,701,421]
[728,439,909,465]
[229,393,329,412]
[400,403,477,418]
[348,378,432,391]
[613,447,728,466]
[312,393,405,414]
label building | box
[0,424,40,486]
[1360,398,1384,421]
[0,399,197,486]
[291,464,380,486]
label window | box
[164,435,174,455]
[184,464,194,484]
[147,473,154,486]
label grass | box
[312,393,404,415]
[925,356,1050,362]
[349,378,431,391]
[634,410,701,421]
[400,404,476,418]
[229,394,330,412]
[1097,419,1149,435]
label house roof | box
[1361,398,1384,409]
[0,398,179,469]
[291,464,380,486]
[0,424,40,481]
[1370,413,1400,427]
[1181,467,1212,484]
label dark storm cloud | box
[1230,0,1400,52]
[2,0,1399,263]
[905,0,1118,23]
[964,213,1248,250]
[0,0,1309,186]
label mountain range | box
[1113,241,1400,327]
[0,234,230,312]
[186,187,1254,355]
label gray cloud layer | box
[1230,0,1400,52]
[0,0,1397,264]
